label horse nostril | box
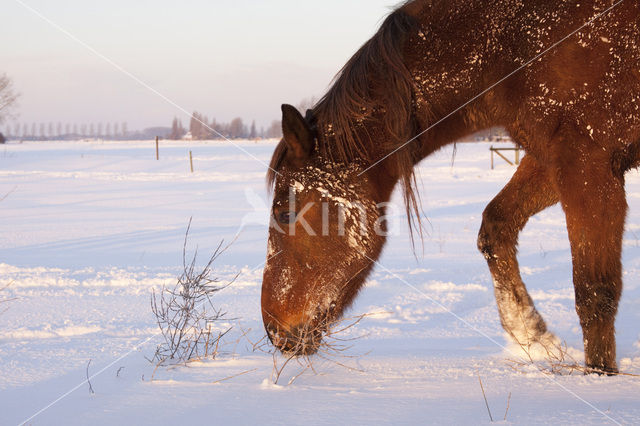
[265,323,323,355]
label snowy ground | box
[1,139,639,425]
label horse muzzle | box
[265,322,324,355]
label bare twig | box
[150,360,164,381]
[116,366,124,378]
[230,327,252,357]
[211,368,258,385]
[267,312,387,385]
[287,362,311,386]
[240,328,272,355]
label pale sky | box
[1,0,400,131]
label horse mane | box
[268,4,425,242]
[313,6,419,161]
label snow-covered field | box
[1,139,640,425]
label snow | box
[1,139,640,425]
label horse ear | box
[281,104,313,161]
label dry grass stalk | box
[266,312,386,385]
[0,187,17,203]
[504,392,511,421]
[477,371,494,422]
[0,282,16,314]
[86,359,95,395]
[150,220,235,367]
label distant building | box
[472,127,513,143]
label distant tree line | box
[168,112,282,140]
[2,121,129,140]
[1,116,283,141]
[0,66,312,142]
[0,73,19,143]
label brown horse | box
[262,0,640,373]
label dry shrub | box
[151,220,235,366]
[248,312,384,385]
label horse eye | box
[276,210,296,224]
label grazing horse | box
[262,0,640,373]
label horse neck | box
[358,105,485,204]
[413,111,482,162]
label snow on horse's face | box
[261,106,385,355]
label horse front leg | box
[478,155,559,350]
[552,131,625,374]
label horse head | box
[261,105,390,355]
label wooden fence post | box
[189,150,194,173]
[155,136,159,160]
[490,146,494,170]
[490,145,521,169]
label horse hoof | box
[585,365,619,376]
